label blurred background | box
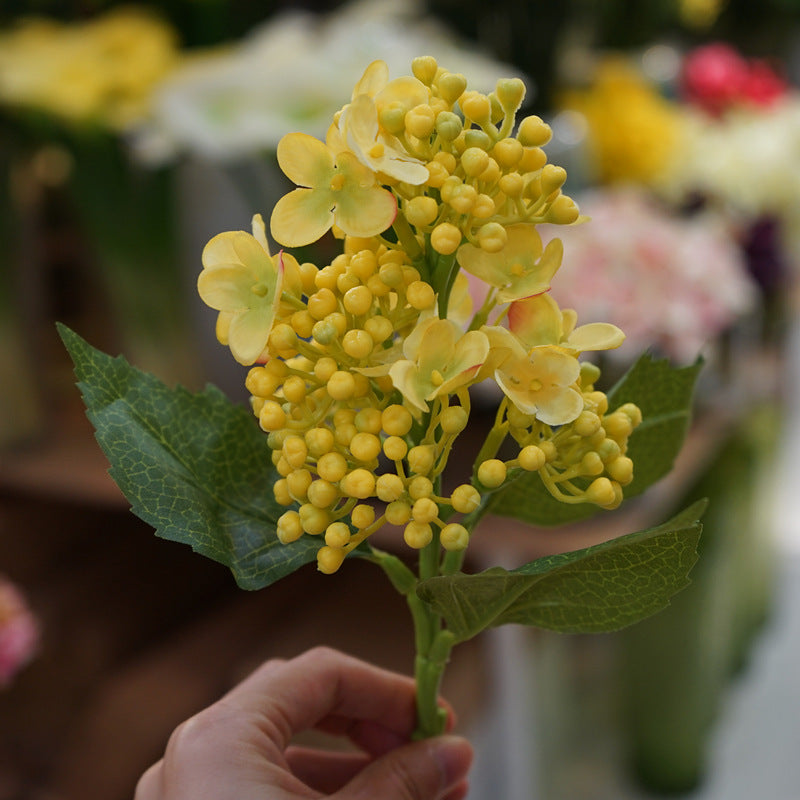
[1,0,800,797]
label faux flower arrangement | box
[545,188,757,363]
[0,576,40,687]
[62,56,704,741]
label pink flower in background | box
[682,43,787,115]
[547,188,757,363]
[0,576,40,686]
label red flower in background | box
[682,42,787,115]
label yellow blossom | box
[508,293,625,354]
[483,327,583,425]
[271,132,397,247]
[332,60,430,184]
[457,224,563,302]
[389,318,489,412]
[198,214,284,365]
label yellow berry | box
[299,503,330,535]
[283,434,309,468]
[541,164,567,196]
[386,500,411,526]
[574,411,602,438]
[517,115,552,147]
[472,193,496,219]
[382,404,413,436]
[519,146,547,173]
[518,445,546,471]
[324,521,351,548]
[337,270,360,294]
[617,403,643,428]
[597,438,621,463]
[461,146,490,177]
[495,77,526,110]
[477,458,507,488]
[412,55,438,85]
[305,427,335,457]
[258,401,286,431]
[291,310,315,338]
[383,436,408,461]
[431,222,462,255]
[448,184,478,215]
[437,71,467,105]
[349,250,377,281]
[604,412,633,441]
[425,160,450,188]
[405,104,436,139]
[342,329,374,360]
[405,195,439,227]
[308,288,338,320]
[460,91,491,123]
[440,406,468,434]
[408,445,435,475]
[412,497,439,524]
[350,432,382,462]
[406,280,435,310]
[585,477,616,507]
[277,510,304,544]
[434,110,462,142]
[408,475,433,500]
[317,452,348,482]
[404,521,433,549]
[327,371,356,400]
[317,546,346,574]
[269,323,297,353]
[282,375,307,404]
[313,357,338,383]
[351,504,376,529]
[492,137,524,169]
[340,468,376,499]
[273,478,292,506]
[499,173,524,197]
[335,422,357,447]
[376,473,405,503]
[440,523,469,551]
[580,451,604,476]
[343,285,373,316]
[547,194,580,224]
[450,484,481,514]
[607,455,634,485]
[478,222,507,253]
[364,315,393,343]
[378,261,404,287]
[307,478,339,508]
[286,468,313,500]
[245,366,278,397]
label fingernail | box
[429,735,474,788]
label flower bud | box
[517,115,552,147]
[435,110,463,141]
[405,195,439,227]
[431,222,462,254]
[317,451,348,482]
[407,280,436,310]
[299,503,330,535]
[404,521,433,549]
[437,72,467,105]
[408,445,435,475]
[440,405,468,435]
[340,468,375,500]
[412,497,439,524]
[406,104,436,139]
[477,458,507,488]
[478,222,507,253]
[450,484,481,514]
[495,77,526,111]
[460,91,491,123]
[383,435,408,461]
[412,55,438,85]
[386,500,412,525]
[461,147,490,177]
[317,546,346,574]
[408,475,433,499]
[277,510,304,543]
[342,329,374,360]
[325,522,351,548]
[440,523,470,551]
[351,503,376,529]
[518,445,546,471]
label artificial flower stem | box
[392,213,423,263]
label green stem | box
[393,213,423,263]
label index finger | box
[218,647,435,750]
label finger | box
[134,760,163,800]
[335,734,473,800]
[285,746,371,793]
[219,647,422,749]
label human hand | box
[135,646,473,800]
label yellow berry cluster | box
[393,56,580,257]
[246,238,482,573]
[475,368,642,510]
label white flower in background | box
[547,188,758,363]
[131,0,523,164]
[659,97,800,225]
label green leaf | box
[486,353,703,526]
[417,500,706,640]
[58,324,319,590]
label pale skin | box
[135,647,473,800]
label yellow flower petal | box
[271,187,335,248]
[566,323,625,352]
[276,132,335,188]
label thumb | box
[336,734,473,800]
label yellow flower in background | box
[484,326,583,425]
[270,132,397,247]
[389,318,489,412]
[508,293,625,354]
[457,224,563,302]
[0,7,180,129]
[198,215,284,365]
[561,58,683,185]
